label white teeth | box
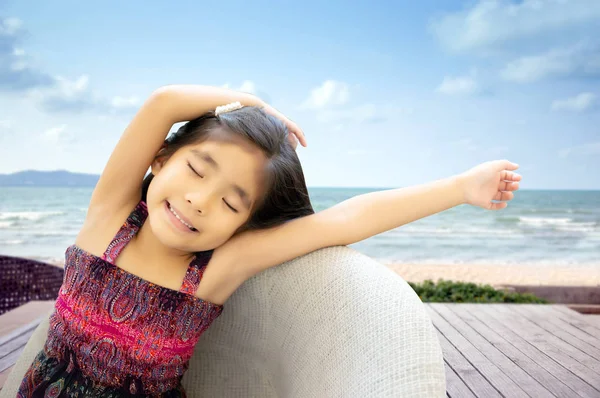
[168,204,194,230]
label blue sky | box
[0,0,598,189]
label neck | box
[133,219,195,266]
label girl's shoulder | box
[74,198,141,259]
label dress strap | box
[102,201,148,264]
[179,250,214,295]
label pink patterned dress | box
[17,201,224,397]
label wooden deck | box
[427,303,600,398]
[1,303,599,396]
[0,301,54,388]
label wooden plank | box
[433,326,502,397]
[462,304,600,398]
[431,304,554,397]
[0,330,35,364]
[0,365,15,390]
[548,305,600,338]
[451,304,592,398]
[510,305,600,358]
[0,346,28,376]
[444,361,477,398]
[0,301,54,337]
[0,318,42,348]
[497,305,600,374]
[426,305,524,397]
[582,315,600,329]
[481,304,600,391]
[0,316,45,373]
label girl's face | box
[146,135,268,253]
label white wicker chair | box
[2,246,446,397]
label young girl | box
[17,85,521,397]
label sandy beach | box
[385,262,600,287]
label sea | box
[0,187,599,267]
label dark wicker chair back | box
[0,255,64,315]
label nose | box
[184,191,212,215]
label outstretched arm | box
[223,160,521,278]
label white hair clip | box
[215,101,244,116]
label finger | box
[489,201,508,210]
[296,130,308,147]
[289,123,307,147]
[500,181,520,191]
[288,133,299,149]
[499,159,519,170]
[494,191,514,201]
[296,127,307,147]
[501,170,522,181]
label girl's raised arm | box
[88,85,264,212]
[220,160,521,279]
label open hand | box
[261,104,307,149]
[458,160,522,210]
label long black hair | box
[142,106,314,232]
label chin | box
[147,212,190,249]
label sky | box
[0,0,598,190]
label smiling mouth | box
[166,201,198,232]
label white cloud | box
[430,0,600,53]
[0,17,137,114]
[29,74,96,112]
[501,43,600,83]
[55,75,89,96]
[43,124,67,139]
[27,74,139,113]
[300,80,412,130]
[300,80,350,110]
[436,74,479,96]
[316,103,411,128]
[559,141,600,158]
[111,95,141,108]
[41,124,75,146]
[237,80,256,94]
[221,80,274,103]
[0,17,54,91]
[551,92,596,112]
[222,80,257,94]
[0,17,22,35]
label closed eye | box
[223,199,238,213]
[187,162,204,178]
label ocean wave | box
[399,226,521,236]
[30,231,78,237]
[518,216,597,232]
[519,216,573,225]
[1,239,24,245]
[0,221,14,228]
[526,208,596,215]
[0,211,65,221]
[496,216,522,223]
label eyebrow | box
[191,149,252,210]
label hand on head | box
[260,104,307,149]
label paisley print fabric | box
[17,201,224,397]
